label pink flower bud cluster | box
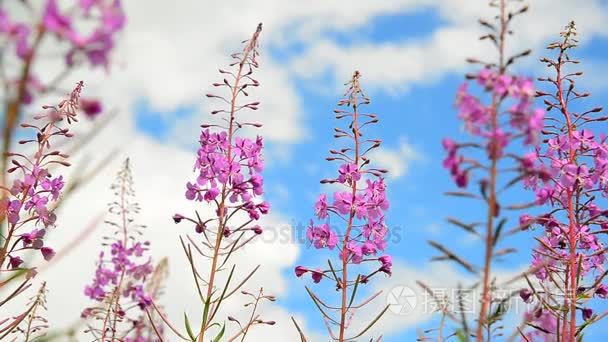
[183,130,268,222]
[295,72,391,285]
[442,68,544,188]
[1,0,123,117]
[43,0,125,68]
[519,23,607,335]
[521,127,608,305]
[174,24,268,240]
[0,82,83,272]
[83,241,153,309]
[171,24,267,341]
[523,306,558,341]
[293,72,392,340]
[304,176,390,269]
[0,9,30,59]
[82,160,155,340]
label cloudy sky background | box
[5,0,608,341]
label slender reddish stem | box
[0,118,58,272]
[198,32,259,341]
[1,24,46,187]
[239,289,263,342]
[476,1,506,341]
[555,45,577,342]
[0,24,47,251]
[338,76,361,342]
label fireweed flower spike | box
[82,159,155,341]
[520,22,608,340]
[170,23,272,342]
[0,82,83,317]
[293,71,391,342]
[433,1,544,340]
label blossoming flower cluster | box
[294,71,391,341]
[0,0,125,118]
[170,24,274,342]
[82,159,154,340]
[177,25,268,235]
[0,9,30,60]
[44,0,124,68]
[302,175,391,278]
[520,22,608,339]
[0,82,83,274]
[84,241,153,308]
[443,69,544,188]
[432,2,547,341]
[183,129,267,223]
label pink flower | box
[341,241,363,264]
[8,255,23,269]
[333,191,353,215]
[582,308,593,321]
[485,128,510,158]
[311,270,323,283]
[494,74,513,95]
[80,98,103,118]
[306,222,338,249]
[43,0,73,37]
[378,255,392,275]
[519,288,533,303]
[294,72,392,333]
[314,194,329,219]
[41,246,55,261]
[338,163,361,184]
[519,214,534,230]
[294,266,308,278]
[1,199,21,225]
[204,187,220,202]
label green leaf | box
[347,275,361,309]
[493,218,507,247]
[304,286,337,324]
[455,329,467,342]
[350,305,390,339]
[184,312,197,342]
[201,294,212,334]
[212,322,225,342]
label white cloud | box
[370,137,421,180]
[2,121,308,340]
[348,261,534,340]
[4,0,608,340]
[288,0,608,93]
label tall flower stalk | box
[170,23,273,342]
[82,159,155,341]
[0,82,83,322]
[1,1,127,275]
[294,71,391,341]
[434,1,544,340]
[520,22,608,341]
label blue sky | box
[6,1,608,340]
[125,2,608,341]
